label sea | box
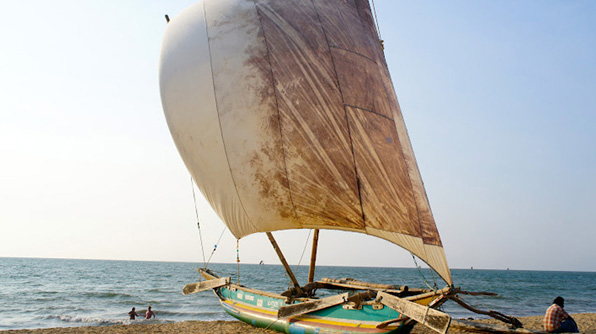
[1,257,595,330]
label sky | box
[1,0,594,275]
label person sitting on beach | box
[128,307,140,320]
[145,305,155,319]
[544,296,579,333]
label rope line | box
[190,177,207,268]
[265,319,278,330]
[294,230,312,272]
[236,239,241,285]
[206,226,227,267]
[411,254,438,290]
[370,0,384,47]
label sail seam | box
[352,0,437,260]
[381,81,441,274]
[343,104,394,121]
[203,0,258,233]
[328,45,376,63]
[252,0,301,225]
[353,0,448,281]
[309,0,366,223]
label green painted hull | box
[214,285,415,334]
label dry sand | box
[2,314,595,334]
[415,313,596,334]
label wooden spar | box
[266,232,302,295]
[377,291,451,334]
[321,277,407,291]
[278,291,376,319]
[450,296,523,328]
[278,292,349,318]
[182,277,230,295]
[308,229,319,284]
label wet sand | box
[2,313,595,333]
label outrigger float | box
[159,0,544,333]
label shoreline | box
[2,313,595,334]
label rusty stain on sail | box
[159,0,452,284]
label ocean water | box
[1,257,595,330]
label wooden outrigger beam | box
[320,277,411,292]
[182,276,230,295]
[377,291,451,334]
[266,232,303,295]
[278,290,375,319]
[278,292,349,318]
[308,229,319,284]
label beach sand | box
[414,313,596,334]
[2,314,595,334]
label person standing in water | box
[145,305,155,319]
[128,307,140,320]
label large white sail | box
[159,0,452,285]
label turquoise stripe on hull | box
[214,286,414,334]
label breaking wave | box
[46,314,174,326]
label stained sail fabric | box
[159,0,452,285]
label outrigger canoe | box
[185,268,455,334]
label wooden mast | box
[308,229,319,283]
[266,232,302,294]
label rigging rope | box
[265,319,278,330]
[190,176,207,268]
[370,0,384,49]
[428,262,439,288]
[294,229,312,272]
[205,226,227,267]
[412,254,438,290]
[236,239,241,285]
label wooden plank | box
[319,277,409,292]
[321,277,400,289]
[377,291,451,334]
[238,285,285,299]
[198,268,220,280]
[277,293,349,318]
[182,277,230,295]
[198,268,299,300]
[316,282,405,294]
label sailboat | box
[158,1,527,333]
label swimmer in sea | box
[128,307,140,320]
[145,305,155,319]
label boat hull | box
[213,285,420,334]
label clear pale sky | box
[1,1,594,274]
